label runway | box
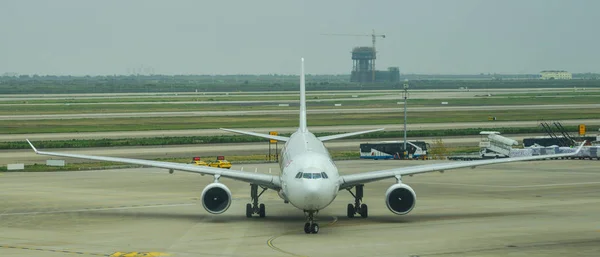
[3,104,600,120]
[1,160,599,256]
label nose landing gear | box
[346,184,368,218]
[303,211,319,234]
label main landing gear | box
[246,184,267,218]
[303,211,319,234]
[346,184,368,218]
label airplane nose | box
[301,180,337,210]
[303,182,321,207]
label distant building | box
[349,47,400,83]
[540,70,572,80]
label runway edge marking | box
[0,244,107,256]
[0,245,170,257]
[0,202,195,216]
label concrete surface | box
[4,104,600,120]
[1,159,599,257]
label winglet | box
[574,141,586,154]
[26,139,39,153]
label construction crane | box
[321,29,386,82]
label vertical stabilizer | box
[299,58,307,132]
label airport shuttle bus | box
[359,141,429,160]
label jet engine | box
[385,183,416,215]
[201,183,232,214]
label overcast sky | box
[1,0,598,75]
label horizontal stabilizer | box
[318,128,384,142]
[220,128,289,142]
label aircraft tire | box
[310,223,319,234]
[245,203,252,218]
[259,203,266,218]
[347,204,355,218]
[360,204,368,218]
[304,223,311,234]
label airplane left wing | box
[26,140,281,190]
[339,142,585,189]
[220,128,289,142]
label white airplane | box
[27,58,584,234]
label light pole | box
[403,79,409,158]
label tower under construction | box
[351,47,376,83]
[350,46,399,83]
[322,29,400,83]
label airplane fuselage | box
[278,129,340,211]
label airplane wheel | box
[246,203,252,218]
[304,223,311,234]
[360,204,368,218]
[347,204,355,218]
[259,203,266,218]
[310,223,319,234]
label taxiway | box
[1,159,599,256]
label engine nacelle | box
[385,183,417,215]
[201,183,232,214]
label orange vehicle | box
[191,156,231,169]
[191,157,208,166]
[208,156,232,169]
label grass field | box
[2,95,600,115]
[3,77,600,95]
[0,93,381,105]
[491,90,600,97]
[5,126,581,150]
[411,96,600,106]
[2,108,600,134]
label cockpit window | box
[321,172,328,179]
[295,172,303,179]
[301,172,324,179]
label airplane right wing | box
[26,140,281,190]
[318,128,384,142]
[339,142,586,189]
